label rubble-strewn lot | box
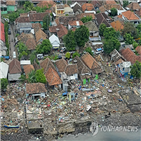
[1,54,141,141]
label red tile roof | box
[35,29,47,44]
[26,83,47,94]
[65,64,78,76]
[106,0,116,4]
[135,46,141,55]
[82,3,94,11]
[40,58,56,74]
[110,20,124,31]
[49,24,68,38]
[122,11,139,20]
[68,20,84,26]
[1,22,5,42]
[6,0,15,5]
[9,59,22,74]
[23,65,34,78]
[55,59,67,72]
[37,0,56,8]
[45,67,62,86]
[120,48,141,64]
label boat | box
[4,125,19,128]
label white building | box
[49,34,60,49]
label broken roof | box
[26,83,47,94]
[9,59,22,74]
[76,13,95,20]
[45,67,62,86]
[68,20,84,26]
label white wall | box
[73,73,78,79]
[117,9,126,15]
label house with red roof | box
[0,22,7,56]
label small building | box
[16,23,32,34]
[126,2,141,11]
[65,64,78,80]
[45,67,62,88]
[81,3,95,13]
[0,62,9,79]
[110,20,124,31]
[20,60,31,66]
[119,61,131,77]
[84,21,101,41]
[76,13,95,22]
[6,0,17,12]
[81,53,102,76]
[55,4,65,17]
[68,20,83,30]
[1,4,7,14]
[135,46,141,55]
[49,34,60,49]
[8,59,22,81]
[70,2,82,15]
[26,83,47,100]
[64,6,74,16]
[73,56,91,82]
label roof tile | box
[135,46,141,55]
[110,20,124,31]
[122,11,139,20]
[68,20,84,26]
[26,83,47,94]
[82,3,94,11]
[65,64,78,76]
[35,29,47,43]
[9,59,22,74]
[45,67,62,86]
[23,65,34,78]
[55,59,67,72]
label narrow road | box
[9,24,15,59]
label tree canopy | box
[99,23,106,36]
[123,1,129,8]
[121,22,139,39]
[130,61,141,79]
[103,37,120,54]
[1,78,8,91]
[72,52,80,58]
[65,52,71,59]
[85,47,93,56]
[15,42,29,60]
[81,16,92,23]
[74,25,89,47]
[111,8,117,16]
[103,27,116,39]
[24,1,34,10]
[43,14,50,30]
[124,33,134,45]
[64,30,77,51]
[36,39,52,54]
[27,69,46,83]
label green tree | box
[123,1,129,8]
[124,33,134,45]
[99,23,106,36]
[85,47,93,56]
[130,61,141,79]
[121,22,139,39]
[1,78,8,91]
[30,51,36,64]
[136,24,141,33]
[35,69,47,84]
[64,30,77,51]
[27,70,37,83]
[72,52,80,58]
[36,39,52,54]
[16,42,29,60]
[65,52,71,59]
[19,74,27,82]
[133,41,138,49]
[103,37,120,54]
[23,1,34,10]
[74,25,89,47]
[139,39,141,45]
[103,27,116,39]
[81,16,92,23]
[43,14,50,30]
[0,58,3,62]
[111,8,117,16]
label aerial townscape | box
[0,0,141,141]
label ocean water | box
[58,129,141,141]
